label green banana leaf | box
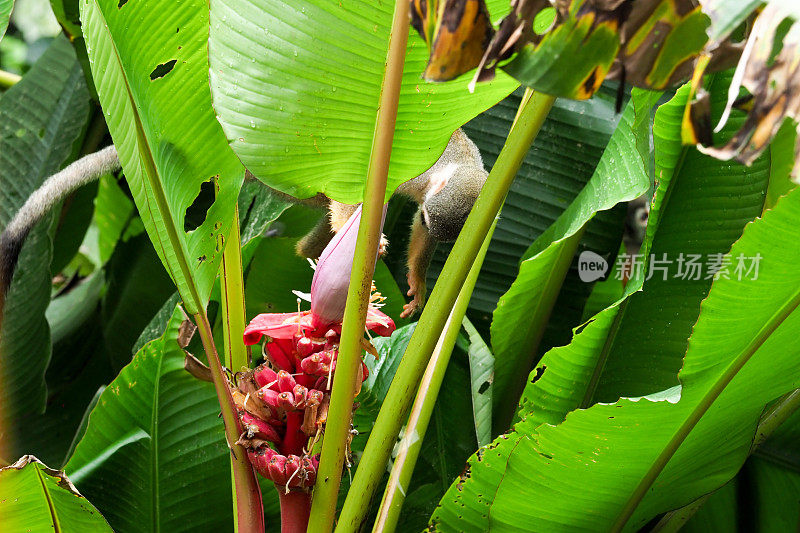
[593,75,770,402]
[65,306,234,532]
[0,35,90,461]
[680,401,800,531]
[0,456,111,532]
[488,89,657,425]
[79,0,244,314]
[208,0,518,204]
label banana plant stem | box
[651,388,800,532]
[193,311,264,533]
[336,89,556,532]
[306,0,409,530]
[220,205,248,371]
[372,219,497,533]
[218,204,251,531]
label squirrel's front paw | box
[401,273,426,318]
[378,234,389,257]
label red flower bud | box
[277,370,296,393]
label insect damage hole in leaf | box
[530,365,546,384]
[150,59,177,81]
[478,381,491,394]
[184,179,216,232]
[117,0,128,7]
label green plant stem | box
[220,205,248,371]
[306,0,409,530]
[650,388,800,532]
[193,311,264,533]
[336,89,556,532]
[752,388,800,449]
[372,219,497,533]
[0,69,21,89]
[218,204,250,531]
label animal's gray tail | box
[0,145,120,316]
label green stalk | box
[194,311,264,533]
[372,219,497,533]
[0,69,21,89]
[220,205,248,371]
[650,388,800,532]
[218,204,251,531]
[336,89,556,532]
[306,0,409,529]
[751,388,800,449]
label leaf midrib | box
[34,464,62,533]
[150,345,164,533]
[88,0,203,314]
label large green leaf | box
[8,272,115,468]
[208,0,518,203]
[593,76,770,402]
[681,403,800,531]
[488,89,657,424]
[0,35,90,460]
[0,456,111,532]
[431,153,800,532]
[79,0,244,313]
[65,306,233,532]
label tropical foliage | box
[1,0,799,532]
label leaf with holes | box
[79,0,245,313]
[208,0,517,203]
[0,456,111,532]
[430,77,784,533]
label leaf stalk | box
[193,311,265,533]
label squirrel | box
[291,129,487,317]
[0,129,487,320]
